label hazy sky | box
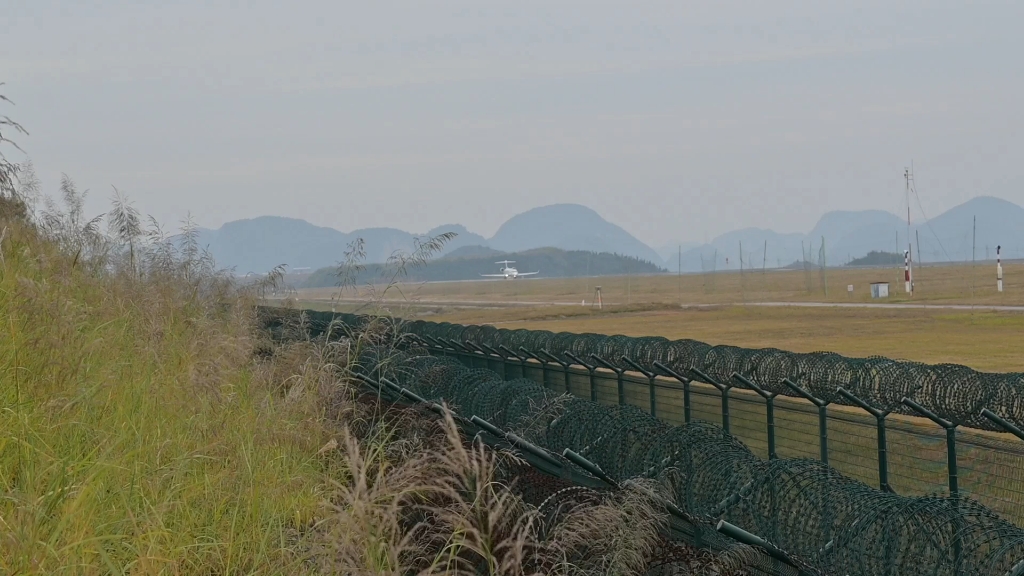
[3,0,1022,247]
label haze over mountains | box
[196,204,663,274]
[197,197,1024,276]
[683,197,1024,272]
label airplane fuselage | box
[481,260,537,279]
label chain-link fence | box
[353,342,1024,575]
[261,308,1024,573]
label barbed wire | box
[260,307,1024,433]
[373,346,1024,575]
[260,308,1024,573]
[379,317,1024,432]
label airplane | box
[480,260,539,280]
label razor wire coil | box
[261,308,1024,574]
[368,344,1024,575]
[292,310,1024,432]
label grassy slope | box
[0,223,335,573]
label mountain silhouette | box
[195,196,1024,275]
[488,204,663,265]
[197,204,663,273]
[670,197,1024,272]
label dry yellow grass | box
[423,305,1024,372]
[296,259,1024,308]
[286,260,1024,372]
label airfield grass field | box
[290,261,1024,372]
[298,258,1024,307]
[283,261,1024,522]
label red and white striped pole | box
[904,250,911,293]
[997,245,1003,292]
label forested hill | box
[302,246,665,287]
[848,251,905,266]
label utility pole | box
[763,240,767,274]
[973,216,977,264]
[895,228,900,285]
[909,165,917,291]
[585,252,590,299]
[916,230,922,266]
[822,235,828,297]
[972,215,977,301]
[801,239,806,289]
[678,244,681,303]
[626,258,631,305]
[739,241,745,299]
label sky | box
[3,0,1023,247]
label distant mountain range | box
[678,196,1024,272]
[195,204,663,274]
[196,196,1024,276]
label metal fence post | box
[539,349,572,394]
[518,347,548,388]
[782,379,830,465]
[981,408,1024,441]
[466,341,496,372]
[622,356,658,417]
[441,338,459,358]
[906,397,964,567]
[590,354,626,406]
[444,338,473,366]
[498,345,527,379]
[478,343,507,379]
[838,387,893,492]
[464,340,490,370]
[565,352,598,402]
[732,373,778,460]
[903,397,959,498]
[653,361,691,423]
[461,340,484,369]
[691,367,733,434]
[422,335,446,357]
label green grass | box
[0,223,338,574]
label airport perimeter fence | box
[348,349,819,576]
[406,322,1024,525]
[259,308,1024,529]
[348,341,1024,575]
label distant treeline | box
[302,247,665,288]
[849,251,905,266]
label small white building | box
[870,282,890,299]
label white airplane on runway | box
[480,260,539,280]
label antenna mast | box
[905,166,914,294]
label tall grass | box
[0,188,340,573]
[2,175,740,575]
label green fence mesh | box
[367,346,1024,575]
[273,310,1024,433]
[260,308,1024,574]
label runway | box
[293,296,1024,313]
